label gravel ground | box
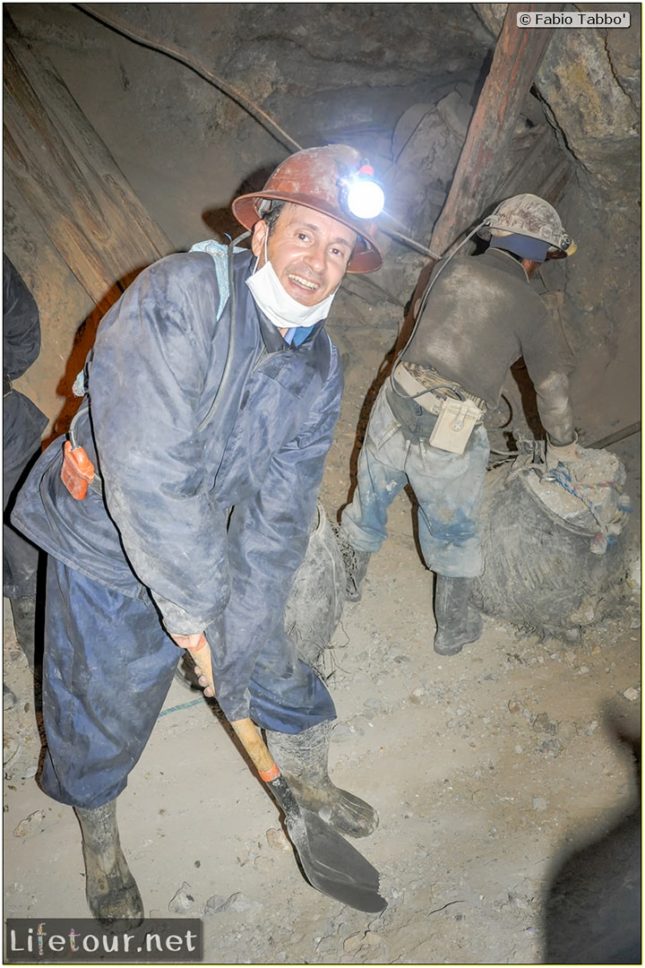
[3,302,640,965]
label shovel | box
[186,639,387,914]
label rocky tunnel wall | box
[3,2,641,446]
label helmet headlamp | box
[344,164,385,220]
[232,145,383,271]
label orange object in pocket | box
[61,440,96,500]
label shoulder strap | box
[190,239,245,319]
[73,243,238,397]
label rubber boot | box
[334,527,371,602]
[75,799,144,925]
[10,596,37,671]
[433,575,482,656]
[266,720,378,838]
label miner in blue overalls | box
[12,145,384,921]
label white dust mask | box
[246,235,338,330]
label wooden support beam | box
[3,33,174,307]
[411,4,562,313]
[495,124,573,205]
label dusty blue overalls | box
[12,244,341,808]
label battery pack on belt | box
[61,440,96,500]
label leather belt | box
[393,365,443,415]
[393,362,486,416]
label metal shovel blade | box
[269,775,387,913]
[185,644,387,914]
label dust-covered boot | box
[333,527,371,602]
[75,799,144,925]
[10,596,37,671]
[266,720,378,838]
[433,575,482,656]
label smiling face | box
[251,202,357,306]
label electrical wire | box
[379,210,443,258]
[75,3,302,154]
[74,2,440,260]
[75,4,526,444]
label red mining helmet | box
[232,145,383,273]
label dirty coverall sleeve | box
[213,344,343,723]
[521,308,576,446]
[89,254,231,634]
[3,254,41,380]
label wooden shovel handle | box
[229,719,280,782]
[186,637,280,783]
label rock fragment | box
[168,882,195,913]
[204,892,262,915]
[266,826,290,851]
[13,810,45,838]
[622,687,640,702]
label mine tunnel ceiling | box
[3,3,641,441]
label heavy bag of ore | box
[285,503,346,670]
[473,450,632,640]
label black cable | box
[74,3,302,154]
[73,2,438,261]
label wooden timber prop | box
[411,3,564,315]
[4,22,173,309]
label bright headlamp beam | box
[345,171,385,220]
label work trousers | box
[40,557,334,809]
[341,383,490,578]
[4,446,42,600]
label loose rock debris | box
[2,365,640,963]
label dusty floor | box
[3,320,641,965]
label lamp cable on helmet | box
[343,164,385,220]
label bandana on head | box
[489,233,550,263]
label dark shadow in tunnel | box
[43,269,151,449]
[201,164,281,240]
[201,207,246,242]
[471,47,494,107]
[336,340,397,521]
[541,710,642,964]
[509,358,543,441]
[44,304,104,447]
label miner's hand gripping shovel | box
[186,635,387,914]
